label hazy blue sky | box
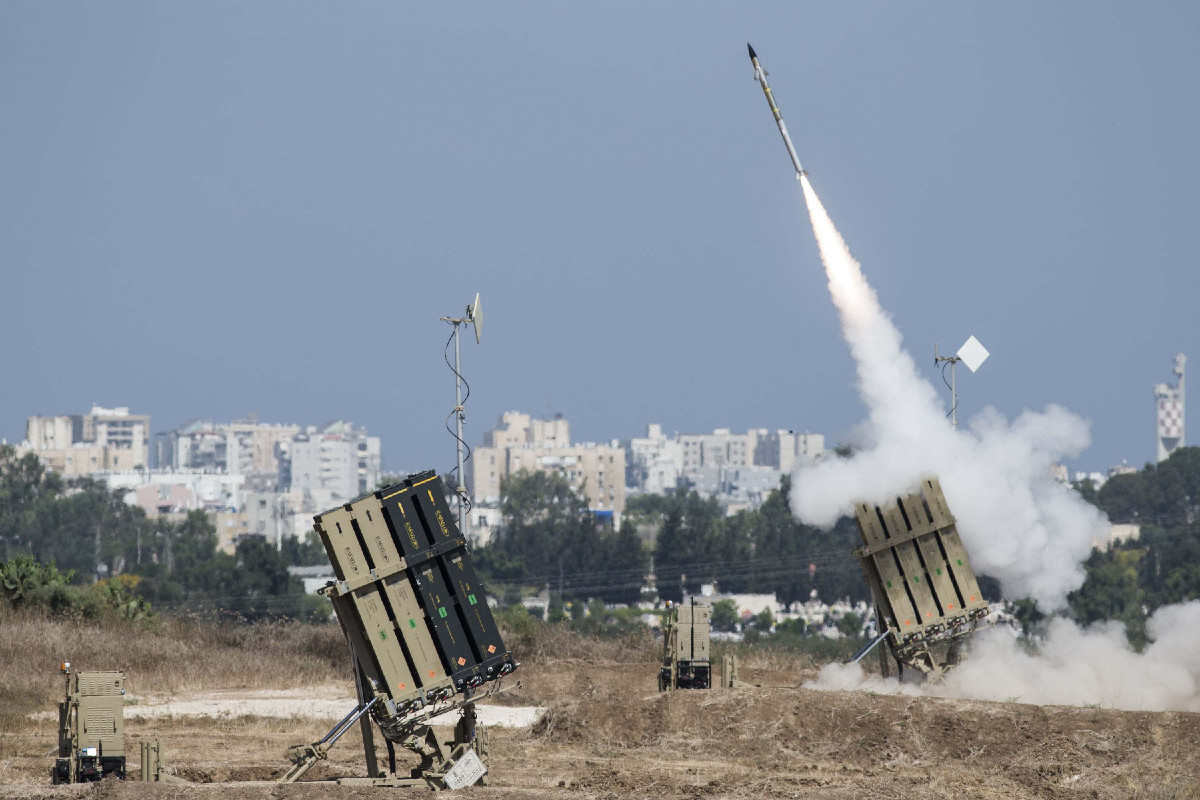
[2,2,1196,475]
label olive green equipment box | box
[851,476,989,678]
[659,602,711,691]
[719,653,753,689]
[52,665,126,784]
[283,470,517,789]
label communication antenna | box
[934,335,989,428]
[441,293,483,537]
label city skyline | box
[7,400,1167,482]
[3,4,1196,477]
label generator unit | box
[285,470,516,788]
[659,602,711,691]
[852,476,989,677]
[52,665,126,784]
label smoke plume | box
[791,175,1106,611]
[791,176,1200,711]
[812,602,1200,712]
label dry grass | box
[1,609,1199,799]
[499,619,659,665]
[0,604,656,731]
[0,605,349,728]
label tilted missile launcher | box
[853,476,989,677]
[313,470,515,739]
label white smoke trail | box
[792,175,1106,611]
[792,175,1200,711]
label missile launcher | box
[313,470,516,728]
[853,476,989,677]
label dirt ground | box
[2,658,1198,800]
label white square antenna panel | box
[957,335,989,373]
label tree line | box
[7,435,1199,644]
[0,445,322,620]
[475,448,1200,649]
[1068,447,1200,646]
[472,470,869,607]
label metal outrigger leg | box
[850,630,890,665]
[280,697,380,784]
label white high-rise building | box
[1155,353,1186,463]
[289,421,381,509]
[158,418,300,489]
[765,430,825,474]
[626,424,684,494]
[674,427,824,482]
[623,424,824,509]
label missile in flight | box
[748,43,807,179]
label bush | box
[0,555,155,622]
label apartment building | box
[22,406,151,476]
[470,411,626,516]
[289,420,381,509]
[157,418,300,490]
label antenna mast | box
[935,335,989,428]
[440,294,483,538]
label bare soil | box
[2,656,1198,799]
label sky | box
[2,2,1197,477]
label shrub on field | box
[0,554,152,622]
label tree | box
[653,490,726,602]
[1065,447,1200,644]
[1099,447,1200,527]
[1069,548,1147,647]
[752,607,775,632]
[493,470,590,582]
[0,449,319,621]
[1130,524,1200,610]
[593,521,650,605]
[0,445,63,538]
[1072,477,1102,508]
[476,470,648,604]
[835,610,863,639]
[710,598,739,632]
[282,529,329,567]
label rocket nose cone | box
[747,43,758,59]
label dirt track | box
[2,660,1198,799]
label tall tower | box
[1154,353,1186,462]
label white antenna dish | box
[935,334,990,429]
[957,335,989,373]
[468,293,483,344]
